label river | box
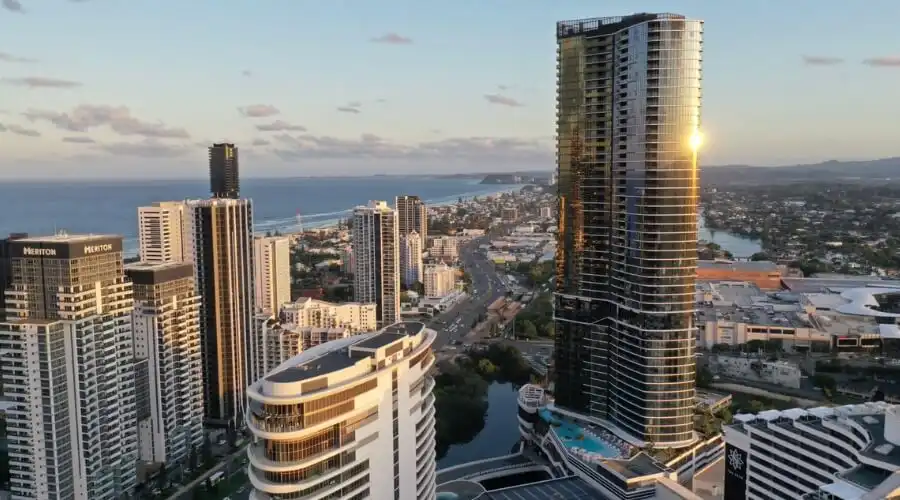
[437,382,522,469]
[698,215,762,257]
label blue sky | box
[1,0,899,179]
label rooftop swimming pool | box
[539,408,622,459]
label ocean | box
[0,177,518,256]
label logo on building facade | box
[728,448,744,471]
[84,244,114,255]
[22,247,57,257]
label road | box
[166,444,248,500]
[426,237,508,352]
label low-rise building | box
[710,356,803,388]
[501,207,517,222]
[250,315,350,381]
[430,236,458,261]
[279,297,377,333]
[695,280,891,352]
[697,260,783,290]
[724,402,900,500]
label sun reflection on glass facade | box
[553,13,703,447]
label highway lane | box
[426,237,507,351]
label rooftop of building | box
[697,279,900,338]
[285,297,372,308]
[482,477,607,500]
[696,280,809,328]
[125,261,193,285]
[16,233,118,243]
[262,321,428,384]
[782,276,895,294]
[698,260,780,273]
[731,402,900,469]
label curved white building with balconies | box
[246,321,437,500]
[725,402,900,500]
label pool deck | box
[539,408,629,460]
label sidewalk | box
[165,444,249,500]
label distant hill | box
[702,157,900,186]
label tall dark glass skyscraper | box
[553,13,703,447]
[209,143,240,199]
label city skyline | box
[2,0,900,179]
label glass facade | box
[554,13,703,447]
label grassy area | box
[729,392,801,413]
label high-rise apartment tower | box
[395,195,427,243]
[138,201,189,264]
[209,143,240,199]
[553,13,703,447]
[246,321,438,500]
[0,232,27,321]
[0,234,138,499]
[400,230,423,287]
[352,201,400,327]
[127,262,204,466]
[252,235,291,314]
[186,197,254,428]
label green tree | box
[476,358,497,376]
[718,407,733,425]
[518,319,538,338]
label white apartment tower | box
[185,197,255,428]
[126,262,204,466]
[138,201,188,264]
[424,263,456,298]
[0,234,138,499]
[400,231,423,287]
[352,201,400,328]
[246,321,438,499]
[253,235,291,314]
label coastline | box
[123,185,522,256]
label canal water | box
[698,216,762,257]
[437,382,522,469]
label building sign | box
[84,244,114,255]
[10,237,122,259]
[22,247,57,257]
[723,444,748,500]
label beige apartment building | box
[424,263,456,298]
[252,235,291,314]
[279,297,377,332]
